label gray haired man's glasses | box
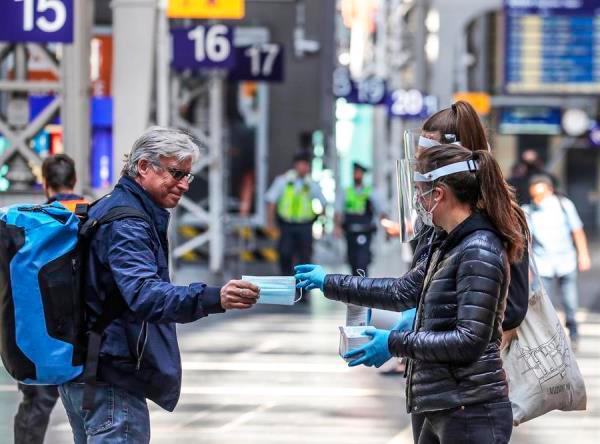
[152,162,195,183]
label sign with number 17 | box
[0,0,74,43]
[229,44,284,82]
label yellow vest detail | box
[277,181,315,223]
[344,187,371,215]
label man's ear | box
[137,159,151,177]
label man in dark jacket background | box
[58,127,260,443]
[14,154,85,444]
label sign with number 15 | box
[0,0,74,43]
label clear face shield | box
[403,128,460,162]
[395,157,479,242]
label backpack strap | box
[80,205,151,410]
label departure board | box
[505,0,600,94]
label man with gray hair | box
[58,127,260,443]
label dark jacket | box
[411,225,528,331]
[324,213,510,413]
[84,176,224,411]
[47,192,84,204]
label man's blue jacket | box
[85,176,223,411]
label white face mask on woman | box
[414,188,439,227]
[413,159,480,227]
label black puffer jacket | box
[412,225,528,331]
[324,213,510,414]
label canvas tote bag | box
[501,254,587,425]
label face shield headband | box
[418,135,462,150]
[414,159,479,183]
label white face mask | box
[414,188,439,227]
[241,276,302,305]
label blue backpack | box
[0,201,147,392]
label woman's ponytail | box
[453,101,489,152]
[473,150,530,263]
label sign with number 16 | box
[0,0,74,43]
[171,25,235,70]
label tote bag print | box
[501,256,587,425]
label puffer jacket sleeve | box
[502,246,529,331]
[106,219,224,323]
[388,242,506,364]
[322,258,426,311]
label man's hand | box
[578,254,591,272]
[220,280,260,310]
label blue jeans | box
[58,382,150,444]
[541,271,579,339]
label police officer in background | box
[334,162,386,276]
[266,151,327,276]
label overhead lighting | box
[425,9,440,33]
[425,34,439,63]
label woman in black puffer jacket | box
[299,144,530,443]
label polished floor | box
[1,238,599,443]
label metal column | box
[62,0,93,194]
[208,74,225,273]
[112,0,157,182]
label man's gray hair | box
[122,126,200,177]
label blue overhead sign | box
[228,44,284,82]
[332,68,387,105]
[387,89,438,119]
[171,25,236,70]
[0,0,74,43]
[171,26,284,82]
[504,0,600,94]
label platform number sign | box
[387,89,438,119]
[171,25,235,70]
[333,68,387,105]
[230,44,284,82]
[0,0,74,43]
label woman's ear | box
[432,185,444,203]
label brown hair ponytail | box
[418,145,530,263]
[422,100,488,152]
[472,150,530,262]
[453,101,488,152]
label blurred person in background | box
[334,161,387,276]
[523,174,591,351]
[508,149,558,205]
[14,154,85,444]
[265,151,327,277]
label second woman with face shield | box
[299,144,529,443]
[295,101,531,443]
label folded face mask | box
[242,275,301,305]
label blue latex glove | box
[295,264,326,291]
[343,327,392,368]
[392,308,416,332]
